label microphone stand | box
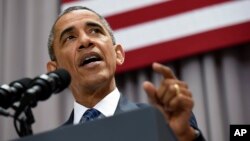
[0,104,35,137]
[13,104,35,137]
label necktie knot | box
[80,108,101,123]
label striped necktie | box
[80,108,101,123]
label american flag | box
[62,0,250,73]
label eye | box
[62,35,76,44]
[90,28,102,34]
[63,35,76,43]
[66,35,75,40]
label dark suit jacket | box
[62,95,205,141]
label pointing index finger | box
[152,62,177,79]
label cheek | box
[55,48,76,68]
[106,48,118,67]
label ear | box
[47,61,58,72]
[115,44,125,66]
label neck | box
[71,78,116,107]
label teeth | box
[85,56,97,61]
[80,54,101,66]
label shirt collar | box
[73,88,120,124]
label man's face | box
[48,10,124,91]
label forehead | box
[54,9,103,33]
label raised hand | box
[143,62,196,141]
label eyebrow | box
[59,26,74,42]
[59,21,105,42]
[85,21,104,30]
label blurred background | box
[0,0,250,140]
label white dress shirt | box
[73,88,121,124]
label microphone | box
[15,69,71,117]
[28,68,71,101]
[0,78,32,109]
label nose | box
[77,33,94,50]
[78,43,94,50]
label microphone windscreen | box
[48,68,71,93]
[10,78,32,88]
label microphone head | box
[0,78,32,109]
[14,70,71,117]
[48,68,71,93]
[10,78,32,90]
[35,68,71,101]
[9,78,32,101]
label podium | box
[14,106,177,141]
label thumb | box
[143,81,169,122]
[143,81,158,105]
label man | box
[47,6,205,141]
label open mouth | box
[79,53,102,67]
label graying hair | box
[47,6,116,61]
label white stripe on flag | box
[61,0,167,17]
[114,0,250,51]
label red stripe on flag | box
[116,21,250,73]
[107,0,229,30]
[61,0,77,4]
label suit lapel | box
[114,94,140,115]
[62,110,74,126]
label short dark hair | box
[47,6,116,61]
